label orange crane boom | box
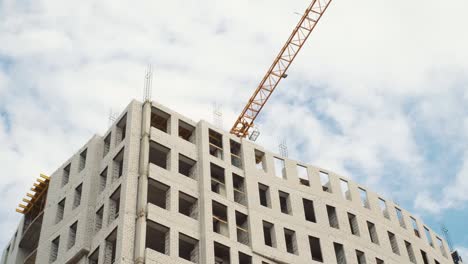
[230,0,333,138]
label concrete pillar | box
[134,101,151,264]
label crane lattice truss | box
[230,0,333,138]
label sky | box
[0,0,467,259]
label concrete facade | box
[1,100,454,264]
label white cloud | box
[1,0,468,253]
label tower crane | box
[230,0,333,139]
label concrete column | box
[134,101,151,264]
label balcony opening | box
[73,184,82,209]
[56,198,65,224]
[79,149,87,172]
[179,191,198,219]
[99,168,107,193]
[340,179,351,200]
[50,236,60,263]
[235,211,249,246]
[209,129,223,159]
[279,191,291,215]
[210,163,226,196]
[388,231,400,255]
[113,148,124,180]
[258,183,271,208]
[410,217,420,237]
[179,154,196,179]
[303,198,316,223]
[309,236,323,262]
[212,201,229,237]
[178,120,195,142]
[95,206,103,232]
[333,242,346,264]
[367,221,379,244]
[359,188,369,208]
[103,133,111,157]
[284,228,298,255]
[319,171,331,192]
[405,241,416,263]
[262,221,276,247]
[151,107,171,133]
[179,233,199,263]
[88,247,99,264]
[146,221,170,255]
[395,207,406,228]
[109,187,121,223]
[67,221,77,249]
[214,242,230,264]
[356,250,366,264]
[62,164,70,187]
[230,140,242,168]
[105,228,118,264]
[273,157,286,179]
[149,141,170,170]
[233,174,246,206]
[148,179,170,210]
[424,227,434,247]
[378,198,389,219]
[347,213,360,236]
[116,114,127,144]
[297,165,310,186]
[238,252,252,264]
[326,205,339,229]
[254,150,266,171]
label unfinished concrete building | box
[1,100,457,264]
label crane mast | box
[230,0,333,138]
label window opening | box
[303,198,316,222]
[327,205,339,229]
[99,168,107,193]
[113,148,124,179]
[388,231,400,255]
[378,198,389,219]
[274,157,286,179]
[50,236,60,263]
[309,236,323,262]
[395,207,406,228]
[178,191,198,219]
[179,154,196,179]
[333,242,346,264]
[340,179,351,200]
[230,140,242,168]
[356,250,366,264]
[233,174,246,206]
[68,221,77,249]
[262,221,276,247]
[212,201,229,237]
[254,150,266,171]
[149,141,170,169]
[214,242,230,264]
[367,221,379,244]
[151,107,170,133]
[297,165,310,186]
[56,198,65,223]
[79,149,87,172]
[405,241,416,263]
[103,133,111,157]
[146,221,170,255]
[347,213,360,236]
[73,184,82,209]
[359,188,369,208]
[209,129,223,159]
[410,217,420,237]
[258,183,271,208]
[116,114,127,143]
[62,164,70,187]
[424,227,434,247]
[279,191,291,215]
[148,179,170,210]
[210,163,226,196]
[179,233,199,263]
[320,171,331,192]
[178,120,195,142]
[236,211,249,246]
[95,206,103,232]
[109,187,121,222]
[284,228,298,255]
